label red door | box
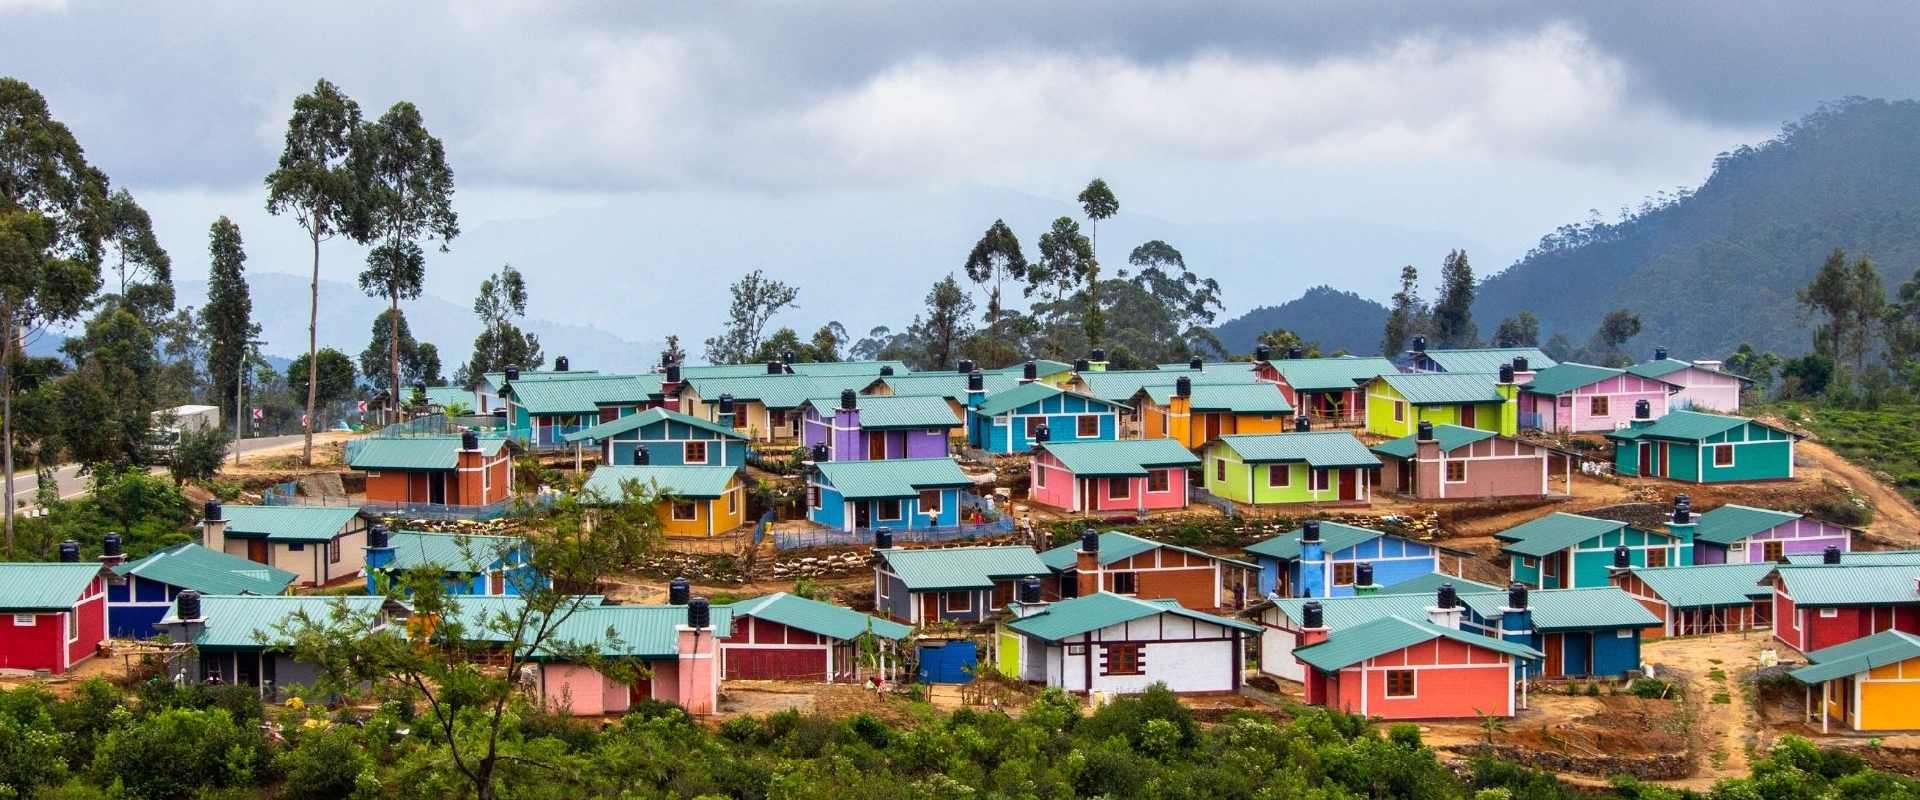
[1337,469,1357,501]
[629,674,652,704]
[1543,633,1564,677]
[920,594,938,621]
[1204,413,1222,442]
[868,435,886,460]
[1459,405,1477,428]
[246,539,269,564]
[1639,444,1653,475]
[489,572,506,594]
[1659,443,1671,477]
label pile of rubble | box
[375,516,527,535]
[630,551,749,584]
[767,550,873,580]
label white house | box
[996,585,1258,695]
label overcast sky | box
[10,1,1916,357]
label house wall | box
[1046,613,1242,694]
[1255,607,1307,681]
[807,483,961,532]
[1276,536,1441,598]
[1313,637,1515,719]
[970,393,1119,453]
[1509,527,1684,590]
[1526,374,1673,434]
[1072,547,1223,610]
[720,615,843,682]
[659,483,747,537]
[224,522,368,587]
[1531,629,1642,678]
[1365,381,1516,438]
[1203,450,1365,506]
[1726,518,1854,564]
[604,419,747,467]
[1617,423,1793,483]
[1789,603,1920,654]
[1664,367,1743,413]
[1028,451,1079,510]
[873,568,914,623]
[109,574,192,638]
[1849,657,1920,730]
[1398,438,1548,500]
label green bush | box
[91,707,265,800]
[1388,722,1423,748]
[0,684,71,798]
[1628,678,1674,699]
[275,725,376,800]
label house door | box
[628,674,653,704]
[1204,413,1222,442]
[1337,469,1357,501]
[1543,633,1564,677]
[489,571,506,594]
[429,473,447,505]
[854,502,871,529]
[246,539,269,564]
[869,435,887,460]
[920,593,939,621]
[1659,443,1671,477]
[1638,443,1653,475]
[1399,460,1416,494]
[1459,405,1477,428]
[236,653,260,687]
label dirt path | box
[1640,632,1773,788]
[1793,440,1920,545]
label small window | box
[684,441,709,464]
[1268,466,1291,488]
[808,485,822,509]
[946,591,972,612]
[672,501,699,521]
[1590,396,1609,416]
[1616,629,1634,639]
[329,538,341,564]
[1558,396,1572,407]
[1332,563,1356,586]
[1645,549,1667,568]
[1310,469,1331,491]
[1160,412,1169,436]
[1066,643,1087,656]
[726,490,738,514]
[1215,459,1226,482]
[288,543,305,551]
[1522,557,1538,568]
[1761,541,1785,562]
[878,499,902,521]
[1077,415,1099,438]
[1113,572,1138,595]
[1147,470,1170,493]
[1108,479,1131,500]
[918,489,942,515]
[12,614,33,627]
[1393,401,1405,423]
[1035,466,1048,488]
[1384,669,1416,698]
[1713,446,1735,467]
[67,610,78,640]
[1819,608,1840,618]
[1101,643,1145,676]
[1446,461,1467,482]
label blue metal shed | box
[916,639,979,684]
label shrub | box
[1585,683,1600,697]
[91,707,265,800]
[1388,722,1423,748]
[0,685,71,798]
[275,725,376,800]
[1628,678,1674,699]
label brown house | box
[348,431,512,510]
[1040,530,1257,611]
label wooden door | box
[629,674,653,704]
[1459,405,1477,428]
[1337,469,1357,501]
[1204,413,1222,442]
[1638,444,1653,475]
[1659,443,1671,477]
[868,434,886,460]
[920,593,938,621]
[429,473,446,505]
[1399,460,1415,494]
[246,538,269,564]
[1543,633,1564,677]
[489,571,506,594]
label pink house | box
[1692,504,1855,564]
[1371,422,1558,500]
[1030,439,1199,514]
[1519,363,1673,433]
[1627,350,1746,413]
[536,603,726,716]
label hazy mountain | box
[1211,285,1389,356]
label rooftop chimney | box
[368,523,390,549]
[1298,600,1331,648]
[1175,376,1192,397]
[666,363,682,383]
[1090,348,1106,363]
[1512,356,1529,373]
[1012,575,1049,617]
[1354,562,1377,594]
[879,366,894,376]
[1076,529,1102,597]
[1302,520,1321,542]
[1427,583,1463,629]
[669,577,691,606]
[202,501,227,554]
[840,389,858,411]
[100,532,125,571]
[176,590,203,623]
[1299,521,1326,597]
[687,597,711,629]
[967,370,985,393]
[1507,582,1529,610]
[1080,528,1100,553]
[1021,361,1038,382]
[1671,495,1692,525]
[1189,357,1204,370]
[767,360,784,375]
[1498,364,1515,384]
[1074,358,1090,372]
[1287,346,1303,360]
[461,429,480,451]
[555,356,569,372]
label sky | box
[10,1,1918,361]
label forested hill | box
[1475,97,1920,358]
[1212,285,1388,355]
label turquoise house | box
[808,458,973,532]
[1606,410,1796,484]
[1498,512,1690,589]
[966,383,1122,454]
[561,407,750,467]
[499,372,662,448]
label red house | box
[1292,598,1540,720]
[719,592,912,682]
[347,431,512,511]
[0,560,109,673]
[1769,562,1920,655]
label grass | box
[1708,669,1728,682]
[1712,692,1732,704]
[1767,402,1920,505]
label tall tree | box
[1581,308,1643,366]
[1798,248,1885,373]
[909,275,975,370]
[1491,312,1540,347]
[360,309,442,394]
[99,188,172,322]
[1381,265,1425,357]
[0,77,111,555]
[286,348,357,425]
[1431,250,1477,347]
[265,78,362,466]
[201,217,257,425]
[1257,329,1323,358]
[1125,240,1225,358]
[1029,217,1094,358]
[703,270,799,364]
[962,219,1028,366]
[352,101,459,414]
[1077,179,1119,346]
[808,322,846,362]
[57,308,158,468]
[660,335,687,368]
[457,264,543,388]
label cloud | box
[0,0,66,12]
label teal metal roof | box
[1792,630,1920,685]
[440,595,604,644]
[0,563,104,611]
[1244,521,1384,562]
[1370,424,1498,459]
[1604,411,1776,443]
[1294,615,1541,671]
[480,601,731,659]
[794,361,911,377]
[1267,357,1399,392]
[561,407,747,444]
[1521,363,1632,396]
[871,372,1022,402]
[1775,564,1920,606]
[503,374,663,415]
[814,457,971,499]
[683,374,864,409]
[1496,512,1629,558]
[1214,432,1381,468]
[1626,563,1775,608]
[1038,531,1254,572]
[1271,594,1442,630]
[222,505,363,543]
[1785,550,1920,566]
[1374,572,1504,596]
[1419,348,1557,373]
[483,369,600,388]
[581,465,739,501]
[990,359,1075,377]
[727,592,912,641]
[1375,372,1508,405]
[1499,587,1660,631]
[1077,368,1259,403]
[423,386,471,409]
[347,435,508,471]
[800,394,960,429]
[878,546,1048,591]
[1626,358,1747,383]
[162,595,391,650]
[1155,362,1257,373]
[114,543,295,596]
[376,531,523,574]
[1693,505,1803,546]
[973,382,1119,416]
[1139,383,1293,414]
[1035,439,1199,477]
[1007,592,1259,642]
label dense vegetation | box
[1213,286,1388,356]
[1773,401,1920,504]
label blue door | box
[1562,632,1593,676]
[916,639,979,684]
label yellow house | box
[1791,630,1920,732]
[1135,380,1295,449]
[1364,372,1518,438]
[580,464,747,537]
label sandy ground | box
[1640,631,1777,787]
[1792,440,1920,544]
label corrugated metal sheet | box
[504,374,662,414]
[563,407,747,444]
[1036,439,1199,477]
[972,383,1063,416]
[874,372,1022,402]
[379,531,521,573]
[1038,531,1258,572]
[0,563,104,610]
[1777,564,1920,606]
[1785,550,1920,566]
[347,436,507,471]
[1006,592,1258,642]
[1603,411,1766,443]
[1244,522,1384,561]
[1215,432,1381,468]
[581,465,739,500]
[1294,615,1540,671]
[1694,505,1802,546]
[1376,372,1508,405]
[1374,573,1503,596]
[791,361,911,377]
[1505,587,1660,631]
[1370,424,1497,459]
[222,505,363,543]
[1420,348,1557,373]
[1520,363,1630,396]
[801,395,960,429]
[539,603,735,658]
[1496,512,1628,558]
[162,595,389,649]
[1792,630,1920,684]
[1626,358,1746,382]
[1268,357,1399,392]
[879,545,1048,591]
[484,369,601,387]
[684,374,863,409]
[815,457,971,500]
[1140,383,1293,414]
[990,359,1074,377]
[1627,563,1775,608]
[114,543,295,596]
[727,592,911,640]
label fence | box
[1191,488,1240,518]
[771,516,1014,550]
[369,413,504,438]
[261,486,552,521]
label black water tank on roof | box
[1018,576,1042,604]
[874,527,894,548]
[669,577,691,606]
[103,533,123,557]
[1302,600,1324,629]
[58,540,79,562]
[1355,562,1374,587]
[687,597,711,629]
[177,590,202,621]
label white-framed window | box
[1590,396,1609,416]
[685,441,709,464]
[878,499,902,521]
[726,490,738,514]
[1147,470,1170,493]
[1713,445,1735,467]
[1521,557,1538,568]
[1445,461,1466,482]
[1384,669,1416,698]
[1310,469,1331,491]
[1616,629,1634,638]
[1035,466,1047,489]
[1077,415,1099,438]
[1108,479,1131,500]
[809,485,822,509]
[672,501,699,521]
[329,538,342,564]
[1268,466,1291,488]
[67,610,78,640]
[1819,608,1840,618]
[1112,572,1138,595]
[1332,563,1356,586]
[946,590,972,612]
[919,489,943,515]
[12,614,34,627]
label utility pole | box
[234,339,266,466]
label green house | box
[1363,373,1518,438]
[1605,411,1796,484]
[1498,512,1689,589]
[1202,432,1380,506]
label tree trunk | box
[2,314,13,558]
[391,289,401,423]
[303,227,320,466]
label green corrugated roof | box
[423,386,471,409]
[1267,357,1399,392]
[1155,362,1257,373]
[561,407,747,444]
[1271,593,1441,630]
[1419,348,1557,373]
[114,543,294,596]
[973,382,1119,416]
[878,545,1048,591]
[0,563,104,611]
[1626,358,1747,383]
[347,435,508,471]
[991,359,1075,377]
[375,531,523,574]
[222,505,363,543]
[1077,368,1258,403]
[1521,363,1633,396]
[684,374,870,409]
[871,372,1022,402]
[581,465,739,501]
[1496,512,1630,558]
[1038,531,1254,572]
[441,595,603,644]
[815,457,972,499]
[792,361,911,377]
[1375,372,1509,405]
[163,595,391,650]
[1294,615,1541,671]
[470,601,730,659]
[1244,522,1384,562]
[1785,550,1920,566]
[1370,424,1498,459]
[1792,630,1920,685]
[1626,563,1775,608]
[1214,432,1381,468]
[1501,587,1660,631]
[1775,564,1920,606]
[800,394,960,429]
[484,369,600,387]
[727,592,912,641]
[1375,572,1504,596]
[1140,383,1294,414]
[1693,505,1803,546]
[1007,592,1259,642]
[1035,439,1199,477]
[503,374,663,415]
[1604,411,1776,443]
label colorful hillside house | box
[581,464,746,537]
[1072,365,1255,405]
[800,391,957,461]
[1293,608,1541,720]
[205,502,370,587]
[1201,432,1381,507]
[679,359,909,380]
[1613,563,1776,638]
[1406,340,1557,374]
[1372,422,1559,500]
[1243,520,1463,599]
[1039,530,1256,611]
[1790,630,1920,733]
[998,584,1259,695]
[157,593,400,695]
[110,541,294,638]
[1626,347,1748,413]
[561,407,749,468]
[1134,378,1294,448]
[1606,410,1796,483]
[1767,560,1920,655]
[477,365,596,416]
[1498,510,1690,589]
[866,366,1021,442]
[348,431,513,511]
[872,541,1049,624]
[448,596,730,716]
[1692,504,1855,564]
[1518,362,1675,433]
[0,556,108,673]
[1364,368,1520,438]
[675,368,856,442]
[992,359,1077,386]
[499,371,662,447]
[720,592,912,682]
[365,527,542,596]
[966,382,1122,454]
[808,457,974,533]
[1028,439,1199,515]
[1252,353,1399,423]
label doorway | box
[246,539,269,564]
[1459,405,1477,428]
[430,473,447,505]
[855,503,871,529]
[868,435,887,460]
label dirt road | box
[1793,440,1920,545]
[1641,632,1777,788]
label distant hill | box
[1211,285,1389,356]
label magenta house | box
[1519,363,1673,434]
[1029,439,1200,515]
[1692,504,1855,564]
[801,391,957,462]
[1626,348,1747,413]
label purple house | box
[1519,363,1674,434]
[801,391,958,462]
[1691,504,1855,564]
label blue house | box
[1242,520,1460,598]
[808,458,974,532]
[966,382,1121,454]
[364,527,541,596]
[109,542,295,638]
[561,407,750,467]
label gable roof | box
[503,373,663,414]
[561,407,748,444]
[1374,572,1504,596]
[991,359,1075,377]
[1784,550,1920,566]
[1215,432,1381,468]
[114,543,295,596]
[878,545,1048,591]
[1792,630,1920,685]
[1417,348,1557,373]
[814,457,972,499]
[1605,411,1782,443]
[727,592,912,641]
[1496,512,1633,558]
[423,386,471,409]
[1139,383,1294,414]
[161,595,391,650]
[513,602,736,659]
[1521,363,1636,396]
[790,361,911,378]
[483,369,599,389]
[801,394,960,429]
[1374,372,1509,405]
[0,563,104,611]
[1035,439,1200,477]
[375,531,523,574]
[1510,587,1661,631]
[347,435,508,471]
[1006,592,1259,642]
[1038,530,1253,572]
[581,464,739,500]
[972,382,1118,417]
[1075,368,1258,403]
[221,505,363,543]
[1266,357,1400,392]
[870,372,1023,402]
[1370,424,1499,459]
[1626,358,1748,383]
[1773,564,1920,606]
[1626,563,1776,608]
[1244,522,1386,562]
[1155,362,1258,373]
[1694,504,1804,546]
[1294,615,1541,671]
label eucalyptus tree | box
[352,101,459,413]
[1029,217,1094,358]
[1077,179,1118,346]
[99,187,172,322]
[201,217,258,423]
[962,219,1028,366]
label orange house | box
[1134,379,1294,449]
[348,432,513,510]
